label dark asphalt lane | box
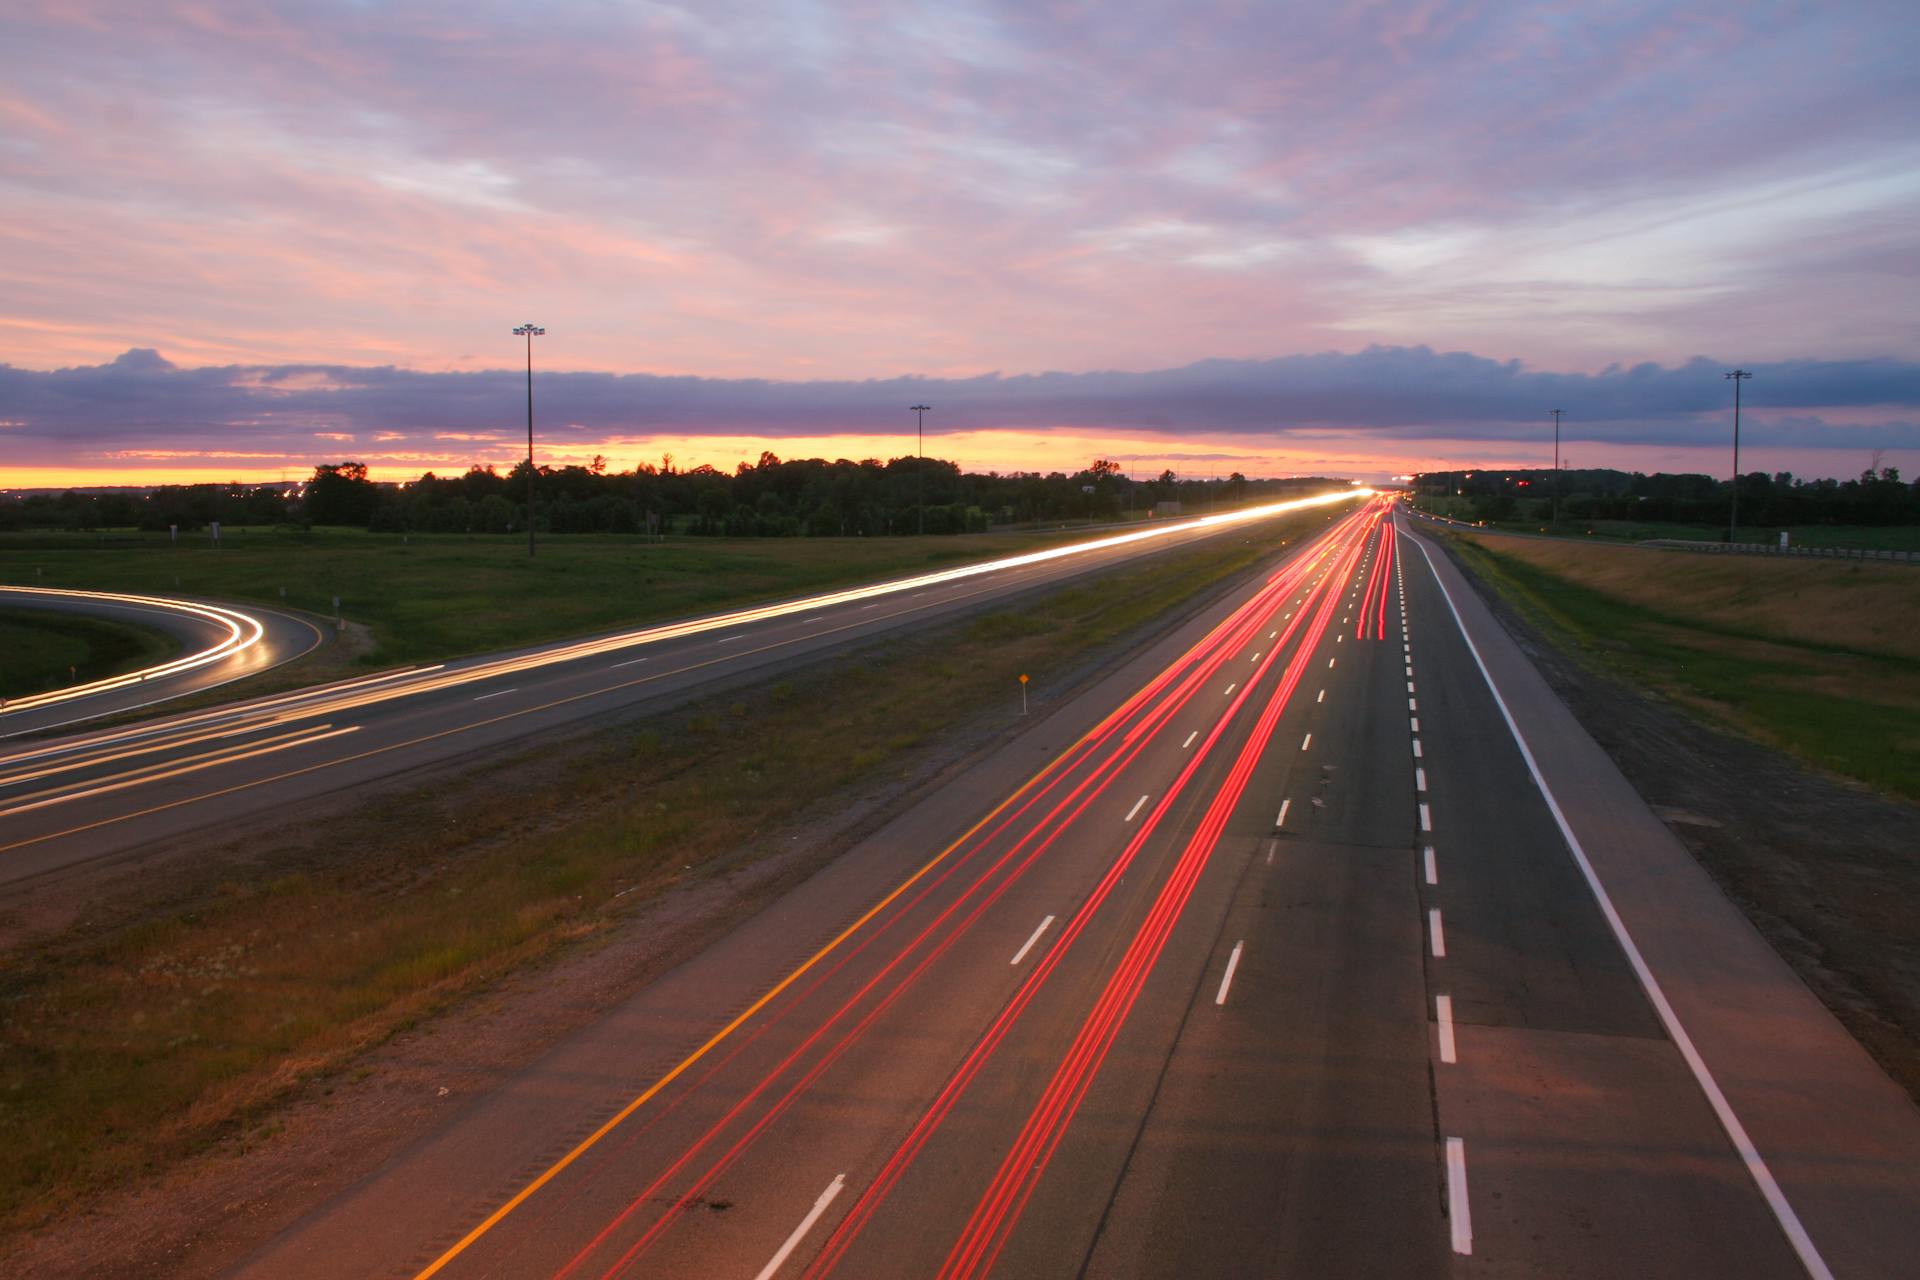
[0,585,323,737]
[0,504,1343,887]
[213,500,1920,1280]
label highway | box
[0,584,322,737]
[212,500,1920,1279]
[0,494,1354,888]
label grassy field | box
[0,527,1094,667]
[0,609,179,700]
[0,507,1332,1234]
[1447,534,1920,800]
[1413,499,1920,550]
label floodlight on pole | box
[1725,369,1752,541]
[910,404,931,535]
[1549,409,1566,526]
[514,324,545,557]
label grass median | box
[0,506,1335,1236]
[1444,533,1920,800]
[0,609,179,701]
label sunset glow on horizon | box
[2,3,1915,486]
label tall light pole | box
[514,323,545,557]
[910,403,931,535]
[1725,369,1751,542]
[1550,408,1565,526]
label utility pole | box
[1550,408,1565,525]
[514,323,545,556]
[910,404,931,535]
[1725,370,1751,542]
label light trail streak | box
[545,517,1370,1280]
[8,493,1368,789]
[805,506,1375,1278]
[0,586,266,714]
[934,506,1362,1280]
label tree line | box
[2,454,1344,535]
[1411,465,1918,527]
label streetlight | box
[910,403,931,535]
[1725,369,1752,542]
[1550,408,1565,526]
[514,323,545,556]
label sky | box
[2,1,1916,487]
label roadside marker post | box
[1019,673,1029,716]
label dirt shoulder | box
[1434,536,1920,1106]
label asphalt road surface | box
[210,501,1920,1279]
[0,584,323,737]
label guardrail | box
[1639,539,1917,563]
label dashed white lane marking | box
[1224,682,1237,696]
[1408,529,1835,1280]
[1416,767,1428,792]
[1429,908,1447,956]
[1405,665,1414,676]
[1419,802,1432,832]
[1276,798,1291,828]
[1337,634,1344,643]
[1251,652,1261,662]
[1010,915,1055,965]
[1270,631,1278,639]
[610,656,649,669]
[718,635,744,643]
[755,1174,847,1280]
[1408,697,1418,711]
[1446,1139,1472,1255]
[1125,794,1149,822]
[1300,733,1312,751]
[1266,839,1277,865]
[1182,730,1198,749]
[1410,717,1420,732]
[1436,994,1458,1063]
[1407,681,1416,693]
[1215,940,1245,1005]
[1328,658,1336,669]
[1424,845,1437,884]
[1411,739,1423,758]
[1317,688,1325,703]
[472,688,519,702]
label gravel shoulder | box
[1437,536,1920,1107]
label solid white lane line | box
[754,1174,847,1280]
[471,688,519,702]
[1412,739,1423,758]
[1010,915,1055,965]
[1419,802,1432,832]
[1300,733,1312,751]
[1424,844,1437,884]
[1276,798,1290,828]
[1125,793,1149,822]
[1182,730,1198,749]
[718,635,744,643]
[1429,908,1446,956]
[1416,767,1428,792]
[1446,1139,1472,1254]
[1224,682,1237,696]
[610,656,649,669]
[1317,688,1325,703]
[1215,940,1244,1005]
[1409,531,1835,1280]
[1436,994,1457,1063]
